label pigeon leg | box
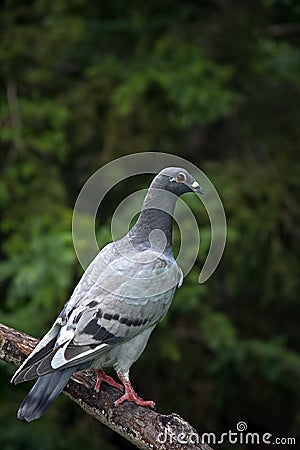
[115,372,155,408]
[94,369,123,392]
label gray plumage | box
[12,167,204,421]
[17,368,74,421]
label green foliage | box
[0,0,300,449]
[0,217,75,334]
[256,38,300,84]
[112,37,235,127]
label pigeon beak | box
[190,180,205,195]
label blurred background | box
[0,1,299,449]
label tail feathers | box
[17,367,74,422]
[12,341,65,385]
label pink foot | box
[94,369,123,393]
[114,373,155,408]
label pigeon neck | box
[129,187,177,254]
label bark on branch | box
[0,323,213,450]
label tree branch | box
[0,323,213,450]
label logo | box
[157,421,297,446]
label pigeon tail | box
[17,367,74,422]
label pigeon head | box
[128,166,204,253]
[150,167,204,197]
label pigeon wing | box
[51,248,180,369]
[12,244,181,382]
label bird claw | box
[114,392,156,408]
[94,370,123,393]
[114,372,156,408]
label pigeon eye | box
[176,172,186,183]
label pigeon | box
[11,167,204,422]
